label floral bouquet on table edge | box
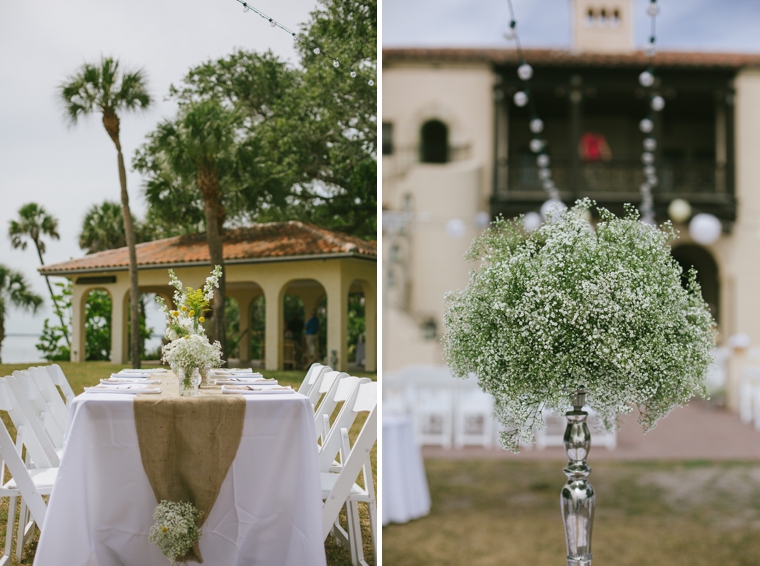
[156,265,222,341]
[443,199,716,452]
[162,334,223,387]
[149,500,203,564]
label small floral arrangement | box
[443,199,715,452]
[148,500,203,564]
[162,334,223,381]
[156,266,222,341]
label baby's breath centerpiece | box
[148,500,203,564]
[444,199,715,451]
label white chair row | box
[0,364,75,564]
[299,363,377,566]
[384,366,616,451]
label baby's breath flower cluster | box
[162,334,223,385]
[148,500,203,564]
[443,199,715,452]
[156,266,222,340]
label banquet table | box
[33,372,327,566]
[382,414,431,525]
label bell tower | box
[572,0,635,54]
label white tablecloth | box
[34,391,327,566]
[382,414,431,525]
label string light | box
[505,0,562,212]
[638,0,660,225]
[234,0,376,87]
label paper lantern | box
[446,218,466,239]
[540,199,566,221]
[689,213,722,245]
[523,211,542,232]
[668,199,691,223]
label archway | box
[348,281,366,369]
[281,279,327,370]
[420,119,449,163]
[672,244,720,322]
[84,288,112,361]
[250,295,266,367]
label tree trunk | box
[0,307,4,364]
[198,166,226,360]
[103,108,141,369]
[34,243,70,348]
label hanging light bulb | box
[524,211,542,232]
[641,152,655,165]
[668,199,692,223]
[647,174,659,187]
[242,3,249,11]
[518,63,533,81]
[368,79,374,86]
[541,199,567,221]
[639,118,654,133]
[530,118,544,133]
[513,91,529,107]
[530,138,544,153]
[647,3,660,17]
[643,165,656,176]
[333,60,340,68]
[537,154,550,168]
[504,28,516,40]
[543,179,555,190]
[539,168,552,180]
[639,70,655,88]
[269,19,276,27]
[689,213,722,245]
[350,71,357,78]
[313,47,321,55]
[640,183,652,195]
[643,138,657,152]
[646,44,657,57]
[651,96,665,111]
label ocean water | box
[1,335,45,364]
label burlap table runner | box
[133,371,246,563]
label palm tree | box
[8,203,69,348]
[59,57,152,368]
[0,265,43,363]
[79,200,155,254]
[134,99,237,355]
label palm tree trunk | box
[34,243,71,348]
[198,166,226,359]
[0,307,4,364]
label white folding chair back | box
[741,367,760,425]
[10,371,64,451]
[413,380,454,448]
[312,370,346,412]
[306,367,335,409]
[298,363,326,395]
[454,383,494,449]
[314,376,368,443]
[46,364,76,407]
[381,377,414,416]
[320,382,377,566]
[28,367,68,434]
[0,379,58,469]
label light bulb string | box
[638,0,660,222]
[234,0,376,87]
[505,0,558,202]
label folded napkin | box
[213,377,277,385]
[210,369,262,376]
[102,378,162,384]
[111,373,150,379]
[118,368,166,374]
[85,384,162,395]
[221,385,294,394]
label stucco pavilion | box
[39,221,376,372]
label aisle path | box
[421,399,760,460]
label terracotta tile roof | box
[40,221,376,275]
[383,48,760,70]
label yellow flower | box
[198,316,205,323]
[183,335,189,339]
[181,306,188,312]
[171,311,179,317]
[161,525,168,533]
[189,310,195,316]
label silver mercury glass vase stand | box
[561,388,595,566]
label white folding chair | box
[46,364,76,407]
[315,376,369,444]
[536,409,568,450]
[28,367,69,434]
[3,376,60,467]
[413,380,453,448]
[312,371,347,414]
[381,376,414,416]
[0,378,58,564]
[298,363,326,395]
[320,382,377,566]
[10,372,65,452]
[741,367,760,425]
[454,382,494,449]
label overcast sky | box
[383,0,760,51]
[0,0,318,339]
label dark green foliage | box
[347,293,365,362]
[85,290,112,361]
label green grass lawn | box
[383,459,760,566]
[0,361,376,565]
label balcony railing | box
[497,156,728,197]
[383,144,472,182]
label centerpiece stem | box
[561,388,595,566]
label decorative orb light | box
[641,152,654,165]
[640,182,651,194]
[529,118,544,133]
[641,212,656,226]
[728,333,751,352]
[646,44,657,57]
[639,118,654,133]
[530,138,544,153]
[647,3,660,17]
[643,137,657,152]
[523,211,542,232]
[647,174,659,187]
[537,154,550,167]
[539,168,551,180]
[269,19,276,27]
[504,28,516,41]
[243,3,249,11]
[313,47,321,55]
[668,198,692,223]
[689,213,722,245]
[540,199,566,221]
[333,60,340,68]
[446,218,467,239]
[651,96,665,111]
[368,80,374,86]
[643,165,656,177]
[513,91,529,107]
[517,63,533,81]
[350,71,357,78]
[639,70,655,88]
[542,179,555,190]
[475,211,491,228]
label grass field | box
[0,361,376,566]
[382,458,760,566]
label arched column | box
[228,289,261,364]
[325,277,349,372]
[362,281,377,372]
[70,283,88,363]
[262,283,284,370]
[111,288,129,364]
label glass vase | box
[177,367,201,397]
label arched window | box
[671,244,720,323]
[420,120,449,163]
